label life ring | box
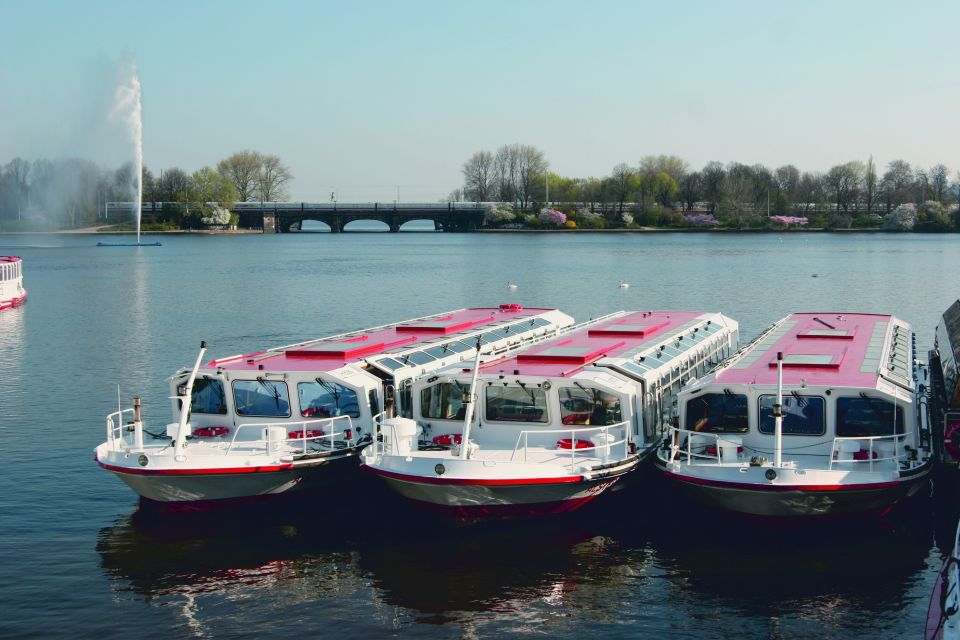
[288,429,325,439]
[945,421,960,460]
[557,438,594,450]
[193,425,230,438]
[432,434,463,447]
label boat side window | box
[421,382,471,420]
[485,385,548,423]
[684,393,748,433]
[758,395,825,435]
[191,377,227,415]
[835,397,905,437]
[297,380,361,418]
[232,379,291,417]
[559,386,622,426]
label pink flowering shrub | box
[770,215,808,226]
[683,214,719,226]
[538,208,567,226]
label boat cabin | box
[170,306,574,445]
[412,310,739,455]
[0,256,26,310]
[673,313,925,466]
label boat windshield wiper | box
[257,376,283,409]
[813,317,836,329]
[317,377,342,409]
[516,380,536,403]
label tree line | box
[0,150,292,230]
[455,147,959,230]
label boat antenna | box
[775,351,783,468]
[459,337,484,460]
[173,341,208,462]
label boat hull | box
[660,464,932,517]
[366,466,620,517]
[0,289,27,311]
[96,448,363,504]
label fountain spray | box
[112,55,143,245]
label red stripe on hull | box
[97,460,294,476]
[366,466,582,486]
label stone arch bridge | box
[109,202,490,232]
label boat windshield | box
[233,379,291,417]
[685,392,748,433]
[559,386,622,426]
[421,382,471,420]
[758,394,825,435]
[191,377,226,415]
[298,380,361,418]
[485,384,548,423]
[835,396,905,436]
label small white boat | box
[363,310,739,517]
[657,312,934,517]
[927,517,960,640]
[95,305,574,506]
[0,256,27,311]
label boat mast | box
[775,351,783,468]
[459,338,483,460]
[173,341,208,462]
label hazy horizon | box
[1,0,957,202]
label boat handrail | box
[105,407,136,447]
[828,433,908,471]
[510,420,631,467]
[665,426,743,465]
[226,415,355,456]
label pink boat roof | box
[479,311,704,378]
[714,312,912,390]
[0,256,21,263]
[205,305,560,373]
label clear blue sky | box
[1,0,957,201]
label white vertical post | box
[459,339,484,460]
[775,351,784,468]
[173,341,208,462]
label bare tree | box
[462,151,497,202]
[825,161,864,213]
[217,150,263,202]
[494,145,518,204]
[701,161,725,213]
[513,144,547,209]
[256,154,293,202]
[161,167,189,202]
[930,164,950,203]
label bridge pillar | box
[329,217,343,233]
[389,217,401,233]
[262,212,278,233]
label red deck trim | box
[0,290,27,311]
[97,460,294,476]
[365,465,582,486]
[662,470,901,492]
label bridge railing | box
[106,201,489,212]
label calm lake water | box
[1,229,959,639]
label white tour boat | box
[362,310,739,517]
[657,312,934,517]
[0,256,27,311]
[95,305,574,505]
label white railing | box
[225,415,356,456]
[510,421,631,467]
[665,426,746,465]
[828,434,907,471]
[105,407,137,448]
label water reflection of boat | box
[95,306,573,506]
[364,311,738,517]
[356,519,639,620]
[0,256,27,310]
[658,312,934,517]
